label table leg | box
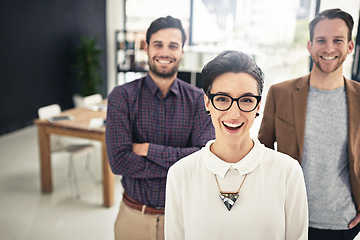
[102,140,114,207]
[38,126,52,193]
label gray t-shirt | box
[302,85,356,230]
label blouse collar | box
[202,138,264,178]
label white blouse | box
[165,139,308,240]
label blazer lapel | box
[293,75,310,162]
[346,78,360,153]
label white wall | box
[106,0,124,94]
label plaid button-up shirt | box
[106,74,215,207]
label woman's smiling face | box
[205,72,260,147]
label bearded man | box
[105,16,215,240]
[258,8,360,240]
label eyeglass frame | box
[207,93,262,112]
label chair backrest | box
[82,94,103,107]
[38,104,61,119]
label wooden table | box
[34,107,114,207]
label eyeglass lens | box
[212,95,258,112]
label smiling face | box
[145,28,184,79]
[204,72,260,148]
[307,18,354,74]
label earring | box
[255,113,260,117]
[206,110,210,115]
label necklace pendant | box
[219,192,239,211]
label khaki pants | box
[114,202,164,240]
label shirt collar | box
[202,138,264,178]
[145,74,180,98]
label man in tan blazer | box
[258,8,360,240]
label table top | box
[34,107,106,133]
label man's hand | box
[349,212,360,229]
[132,143,149,156]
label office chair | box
[80,94,104,178]
[38,104,97,199]
[82,93,107,112]
[82,94,102,106]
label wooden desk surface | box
[34,107,106,132]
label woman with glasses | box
[164,50,308,239]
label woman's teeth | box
[223,121,243,130]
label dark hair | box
[146,16,187,47]
[202,50,264,95]
[309,8,354,42]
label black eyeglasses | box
[208,93,261,112]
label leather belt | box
[122,192,165,215]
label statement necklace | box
[214,174,247,211]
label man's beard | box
[312,55,345,73]
[148,60,180,78]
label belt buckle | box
[141,205,146,214]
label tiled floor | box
[1,125,359,239]
[0,125,123,240]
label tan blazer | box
[258,74,360,212]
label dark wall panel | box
[0,0,107,135]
